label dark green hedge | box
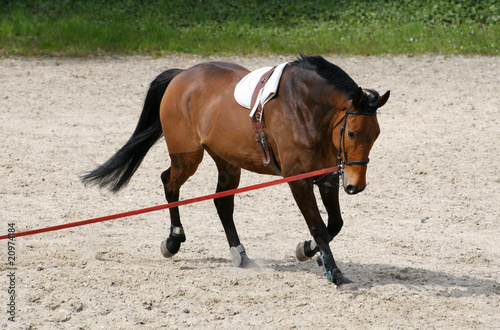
[3,0,498,27]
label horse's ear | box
[378,90,390,108]
[352,87,364,107]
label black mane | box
[290,54,359,97]
[291,55,380,114]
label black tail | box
[81,68,183,192]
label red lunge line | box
[0,167,340,240]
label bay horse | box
[82,55,389,291]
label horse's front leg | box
[320,178,344,241]
[296,177,343,261]
[289,179,356,290]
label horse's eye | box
[347,131,356,140]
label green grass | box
[0,0,498,56]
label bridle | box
[333,102,375,168]
[315,101,376,189]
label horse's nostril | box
[345,185,358,195]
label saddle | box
[234,63,288,175]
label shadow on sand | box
[179,256,500,297]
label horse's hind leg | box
[160,150,203,258]
[210,153,253,267]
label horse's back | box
[161,61,248,112]
[175,61,248,87]
[159,61,253,156]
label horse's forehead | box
[353,97,378,115]
[349,114,379,134]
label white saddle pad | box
[234,62,288,117]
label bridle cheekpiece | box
[314,100,376,190]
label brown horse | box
[82,55,389,291]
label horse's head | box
[332,87,390,194]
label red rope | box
[0,167,340,240]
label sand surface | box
[1,55,499,329]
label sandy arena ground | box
[1,55,499,329]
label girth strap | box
[250,67,281,175]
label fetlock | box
[169,225,186,243]
[160,226,186,258]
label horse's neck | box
[270,73,339,145]
[289,72,342,127]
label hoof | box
[160,240,173,258]
[160,226,185,258]
[230,244,256,268]
[296,241,310,261]
[318,252,358,290]
[230,244,245,267]
[337,282,358,292]
[160,238,180,258]
[295,240,318,262]
[326,268,358,291]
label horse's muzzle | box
[345,184,365,195]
